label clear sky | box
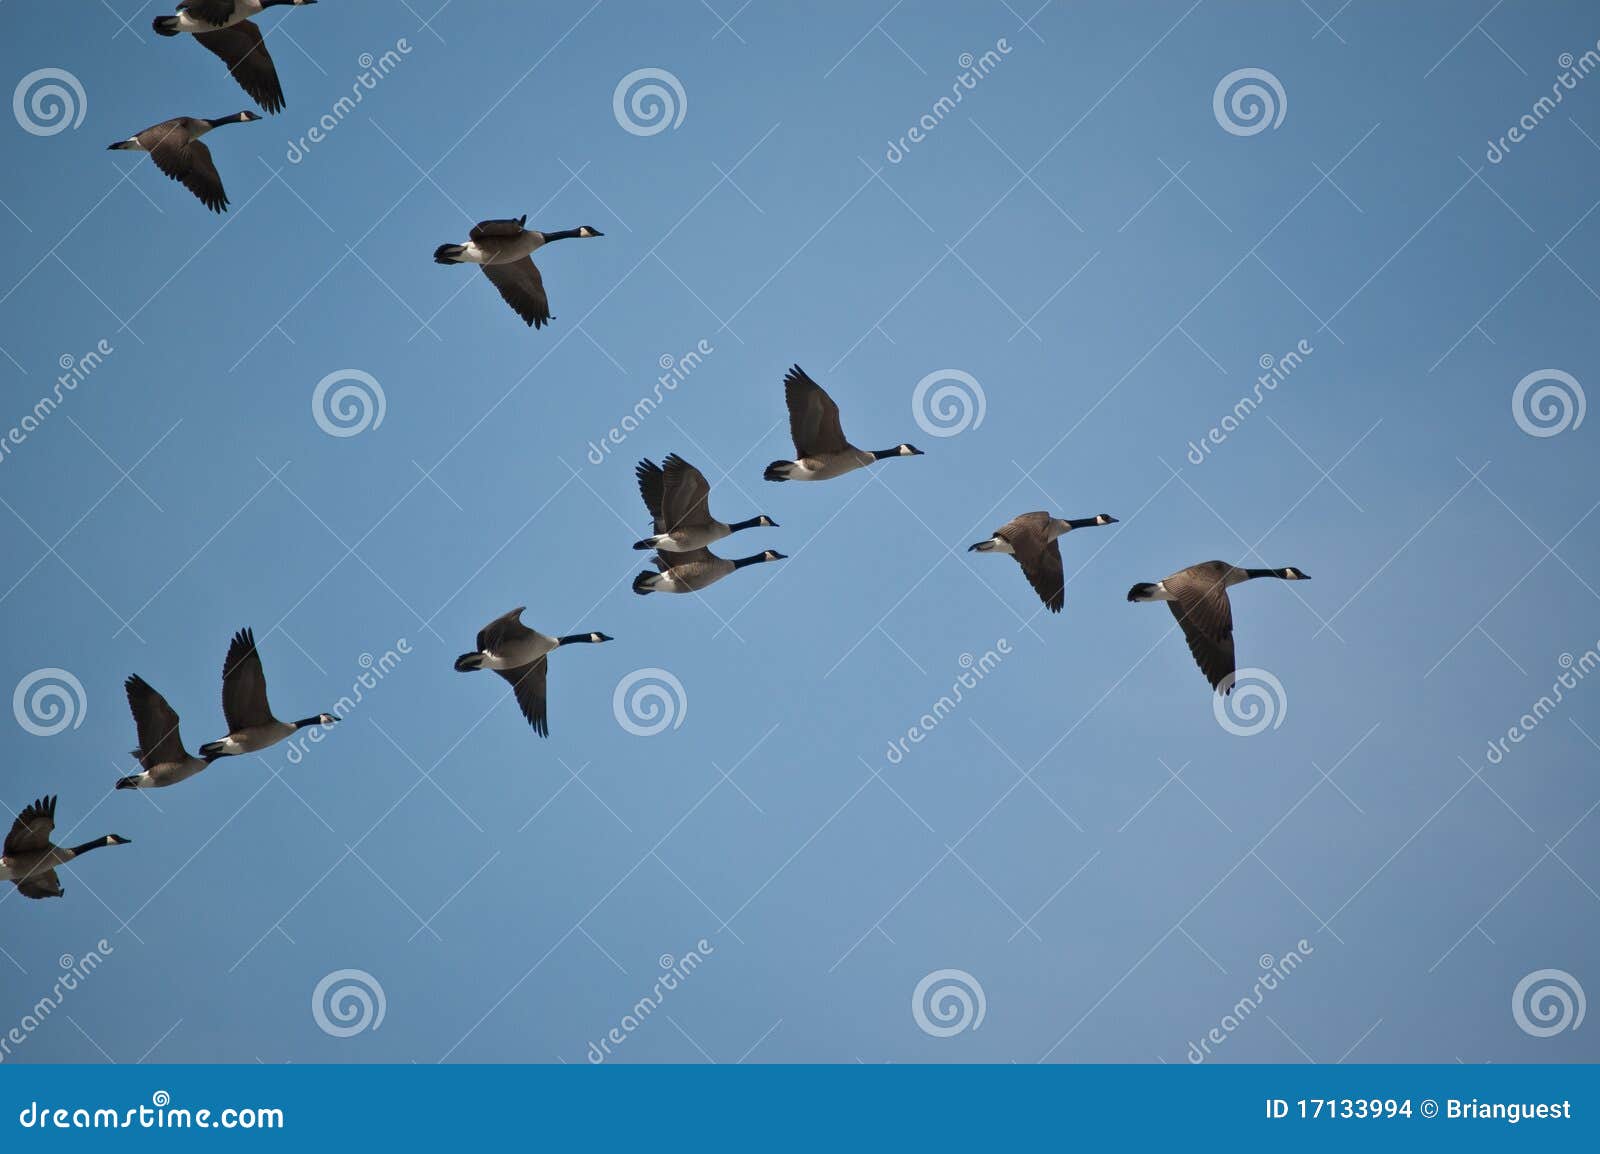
[1,0,1596,1064]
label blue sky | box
[1,0,1597,1064]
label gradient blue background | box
[0,0,1596,1064]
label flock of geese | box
[6,0,1312,902]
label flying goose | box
[1,797,130,901]
[198,627,338,758]
[116,674,218,790]
[433,216,603,328]
[107,112,260,213]
[764,365,923,482]
[970,511,1118,613]
[634,454,777,552]
[152,0,319,115]
[454,608,613,737]
[1127,561,1311,692]
[632,547,785,595]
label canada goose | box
[764,365,923,482]
[116,674,218,790]
[433,216,603,328]
[1127,561,1311,691]
[632,547,786,595]
[198,627,337,758]
[151,0,318,115]
[969,512,1118,613]
[634,454,777,552]
[106,112,260,213]
[1,797,129,901]
[454,608,613,737]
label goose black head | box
[315,712,339,726]
[106,834,132,846]
[589,632,615,643]
[577,226,603,238]
[1281,567,1311,580]
[757,515,778,528]
[898,444,924,456]
[762,550,787,562]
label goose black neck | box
[292,715,327,729]
[1065,517,1101,530]
[557,633,600,645]
[1244,568,1289,580]
[67,838,112,857]
[206,113,249,128]
[871,447,900,461]
[728,516,765,533]
[541,228,585,243]
[732,554,770,569]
